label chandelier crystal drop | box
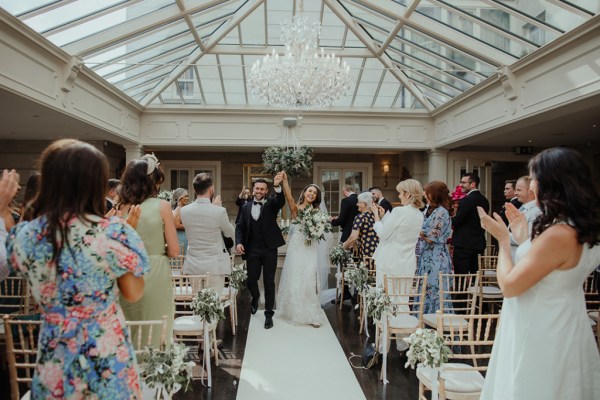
[247,8,352,110]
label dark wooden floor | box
[2,291,421,400]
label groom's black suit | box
[235,190,285,318]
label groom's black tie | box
[254,200,265,206]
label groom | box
[235,173,285,329]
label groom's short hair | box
[253,178,268,188]
[193,173,213,195]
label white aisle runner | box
[236,313,367,400]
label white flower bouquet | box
[229,264,248,291]
[190,288,226,324]
[157,190,173,202]
[329,245,352,267]
[364,285,396,320]
[403,328,453,369]
[140,340,195,398]
[262,145,314,177]
[344,263,374,293]
[293,207,332,246]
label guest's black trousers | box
[246,246,278,318]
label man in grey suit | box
[181,173,235,290]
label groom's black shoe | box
[264,317,273,329]
[251,301,258,315]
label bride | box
[277,172,327,328]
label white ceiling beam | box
[140,0,266,107]
[207,44,373,57]
[359,0,515,67]
[63,0,229,56]
[480,0,563,35]
[176,0,205,52]
[547,0,595,18]
[324,0,435,112]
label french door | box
[314,162,372,215]
[162,161,221,200]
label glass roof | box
[2,0,597,113]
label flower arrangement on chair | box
[157,190,173,203]
[329,245,352,268]
[262,145,314,177]
[229,264,248,292]
[292,207,332,246]
[140,340,195,400]
[344,263,374,296]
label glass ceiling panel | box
[566,0,600,14]
[0,0,58,16]
[495,0,585,33]
[239,2,266,46]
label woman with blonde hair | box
[371,178,425,286]
[171,187,189,254]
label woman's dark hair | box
[20,172,41,222]
[119,159,164,205]
[530,147,600,246]
[424,181,451,211]
[32,139,108,261]
[297,184,322,208]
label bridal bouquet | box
[403,328,453,369]
[293,207,332,246]
[190,288,226,324]
[329,245,352,267]
[157,190,173,202]
[262,146,314,177]
[140,340,195,398]
[344,263,374,293]
[364,285,397,320]
[229,264,248,291]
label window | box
[162,161,221,200]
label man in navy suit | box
[452,173,490,274]
[331,185,359,243]
[236,174,285,329]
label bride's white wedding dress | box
[277,226,326,326]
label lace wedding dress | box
[277,226,326,326]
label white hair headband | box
[142,153,160,175]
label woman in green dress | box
[118,153,179,347]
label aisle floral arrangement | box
[229,264,248,291]
[157,190,173,202]
[262,146,314,177]
[293,207,332,246]
[191,288,226,323]
[403,328,453,369]
[344,263,374,294]
[329,245,352,267]
[364,285,396,320]
[140,340,195,399]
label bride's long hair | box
[297,184,322,208]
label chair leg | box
[339,276,345,311]
[212,330,219,367]
[230,303,236,336]
[418,382,425,400]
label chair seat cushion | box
[417,363,484,393]
[588,311,598,322]
[423,313,468,329]
[173,315,217,332]
[173,286,192,297]
[388,314,419,329]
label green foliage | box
[262,146,314,177]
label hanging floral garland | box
[262,145,314,177]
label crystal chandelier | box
[247,1,352,110]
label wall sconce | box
[383,164,390,188]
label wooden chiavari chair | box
[3,315,42,400]
[423,273,479,330]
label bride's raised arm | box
[281,171,298,219]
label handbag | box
[362,340,379,369]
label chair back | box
[362,256,376,280]
[172,275,209,318]
[584,271,599,313]
[436,311,500,371]
[125,315,168,355]
[478,255,498,274]
[3,315,42,400]
[383,275,428,325]
[0,276,30,315]
[169,255,185,275]
[439,272,479,314]
[484,244,497,256]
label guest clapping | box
[0,169,19,281]
[118,153,179,347]
[6,139,149,398]
[171,187,189,254]
[342,192,379,259]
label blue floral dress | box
[416,206,453,314]
[7,215,149,399]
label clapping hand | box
[212,194,222,206]
[505,202,528,244]
[477,206,509,242]
[125,205,141,229]
[370,202,384,220]
[0,170,19,230]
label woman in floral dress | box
[416,181,453,314]
[7,139,149,399]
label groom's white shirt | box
[181,197,235,276]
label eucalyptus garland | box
[190,288,226,324]
[404,328,453,369]
[262,146,314,177]
[230,264,248,291]
[157,190,173,203]
[329,245,352,267]
[140,340,195,395]
[364,285,397,321]
[344,263,375,293]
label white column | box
[427,149,449,184]
[124,144,144,165]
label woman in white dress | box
[277,172,326,328]
[478,147,600,400]
[371,179,424,286]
